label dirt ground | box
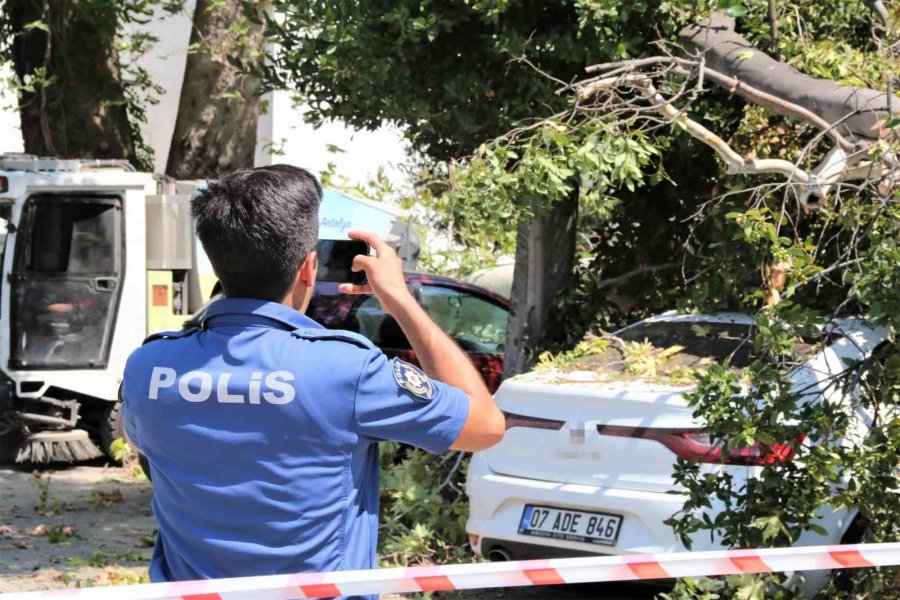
[0,462,155,593]
[0,463,657,599]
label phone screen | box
[317,240,370,286]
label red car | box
[307,274,510,392]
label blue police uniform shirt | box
[121,298,469,598]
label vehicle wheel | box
[832,514,871,592]
[89,400,125,463]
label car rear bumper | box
[465,453,694,559]
[465,455,854,596]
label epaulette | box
[142,327,199,345]
[290,327,375,350]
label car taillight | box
[504,411,565,431]
[596,425,804,466]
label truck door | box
[10,194,123,369]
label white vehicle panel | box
[495,376,696,423]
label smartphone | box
[317,239,370,286]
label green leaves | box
[255,4,900,595]
[670,303,900,597]
[414,114,663,276]
[378,445,471,566]
[848,235,900,328]
[749,514,790,543]
[22,20,50,33]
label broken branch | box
[576,75,880,209]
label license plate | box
[518,505,622,546]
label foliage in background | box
[264,0,622,160]
[0,0,185,169]
[110,438,149,481]
[261,0,703,286]
[377,443,472,565]
[264,1,900,598]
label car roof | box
[310,272,510,307]
[627,311,882,341]
[636,311,756,326]
[403,272,510,306]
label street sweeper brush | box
[16,430,103,464]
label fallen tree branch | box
[678,64,860,153]
[576,75,882,208]
[680,13,897,140]
[585,56,693,75]
[863,0,891,27]
[586,56,857,152]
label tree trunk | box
[680,14,894,140]
[503,192,578,377]
[6,0,137,162]
[165,0,270,179]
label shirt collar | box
[201,297,324,331]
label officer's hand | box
[338,231,414,315]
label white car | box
[465,312,888,591]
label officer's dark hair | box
[192,164,322,301]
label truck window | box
[10,195,123,369]
[27,201,118,273]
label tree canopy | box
[263,2,900,597]
[263,0,898,332]
[261,0,688,161]
[0,0,264,173]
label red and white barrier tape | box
[2,542,898,599]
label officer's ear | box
[298,251,317,287]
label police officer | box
[121,165,505,597]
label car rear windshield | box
[616,320,836,370]
[617,321,757,368]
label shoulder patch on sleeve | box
[392,359,436,402]
[290,328,376,349]
[142,327,198,345]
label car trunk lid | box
[487,374,716,493]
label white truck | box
[0,153,418,464]
[0,154,214,463]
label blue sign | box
[318,189,403,240]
